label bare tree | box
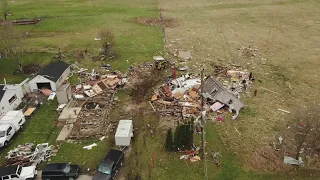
[0,23,26,72]
[1,0,9,20]
[291,105,320,159]
[96,29,118,60]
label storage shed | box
[28,60,71,92]
[115,120,133,147]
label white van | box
[0,124,16,148]
[0,111,25,131]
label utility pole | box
[200,69,208,180]
[201,69,205,157]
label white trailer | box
[0,110,25,131]
[115,120,133,148]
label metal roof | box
[37,60,70,82]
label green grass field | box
[1,0,320,179]
[0,0,163,173]
[1,0,163,83]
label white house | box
[0,84,24,117]
[28,60,71,92]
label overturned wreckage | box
[151,73,244,120]
[203,76,244,119]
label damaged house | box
[203,76,244,119]
[28,60,71,92]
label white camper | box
[115,120,133,147]
[0,110,25,131]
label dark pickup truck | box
[41,163,80,180]
[93,149,124,180]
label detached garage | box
[28,60,71,92]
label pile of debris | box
[74,74,126,99]
[150,70,248,120]
[151,74,201,120]
[179,147,201,162]
[5,143,55,166]
[212,63,254,98]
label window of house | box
[8,95,17,104]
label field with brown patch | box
[158,0,320,172]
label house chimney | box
[3,78,6,85]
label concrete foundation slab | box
[58,107,81,121]
[56,124,74,141]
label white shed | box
[115,120,133,147]
[28,60,71,92]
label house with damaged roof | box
[28,60,71,92]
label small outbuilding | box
[28,60,71,92]
[115,120,133,147]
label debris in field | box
[278,109,290,114]
[5,143,54,166]
[180,155,189,160]
[178,51,192,60]
[99,136,106,141]
[238,46,258,58]
[210,102,224,112]
[94,38,101,41]
[278,136,283,144]
[283,156,304,166]
[83,143,97,150]
[210,151,221,165]
[179,66,189,71]
[136,17,178,28]
[190,155,201,162]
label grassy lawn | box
[3,0,163,72]
[0,0,163,173]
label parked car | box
[93,149,124,180]
[41,163,80,180]
[0,164,37,180]
[0,124,16,148]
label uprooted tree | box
[0,23,26,72]
[1,0,9,20]
[290,105,320,160]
